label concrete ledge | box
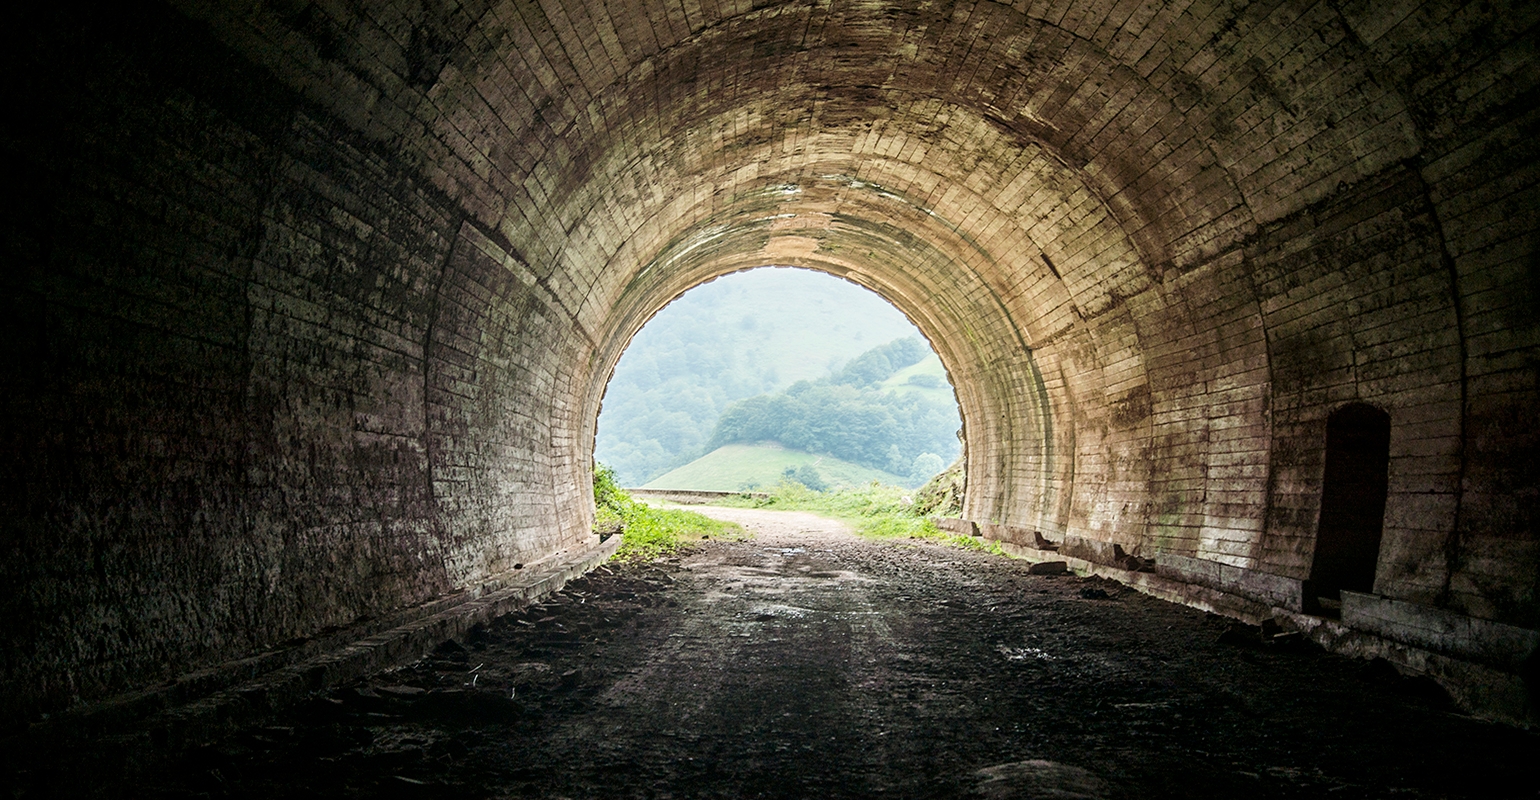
[630,488,767,504]
[1061,533,1117,565]
[1280,607,1535,727]
[9,534,621,763]
[19,537,617,741]
[1157,553,1304,611]
[1343,591,1540,674]
[975,522,1043,547]
[1000,525,1303,612]
[986,536,1288,641]
[932,517,978,536]
[992,540,1048,561]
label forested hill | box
[707,337,960,482]
[828,338,928,387]
[594,268,934,486]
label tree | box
[782,464,827,492]
[707,338,960,480]
[831,337,928,387]
[909,453,945,483]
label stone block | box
[933,518,979,537]
[976,522,1040,547]
[1156,553,1304,610]
[1157,553,1223,586]
[1062,534,1118,565]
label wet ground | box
[130,507,1533,799]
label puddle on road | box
[746,603,816,619]
[997,646,1056,662]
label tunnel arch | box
[572,158,1099,537]
[242,0,1496,615]
[5,0,1537,725]
[584,251,1042,525]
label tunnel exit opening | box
[1306,403,1392,617]
[593,266,963,496]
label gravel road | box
[133,507,1534,799]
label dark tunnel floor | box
[129,510,1533,799]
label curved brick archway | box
[3,0,1537,726]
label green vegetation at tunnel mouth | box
[595,464,749,562]
[602,457,983,561]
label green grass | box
[596,463,747,561]
[642,443,908,492]
[877,353,955,405]
[717,480,1009,556]
[613,504,747,561]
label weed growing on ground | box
[616,506,745,561]
[595,464,744,561]
[719,479,1009,557]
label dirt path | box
[133,510,1535,799]
[676,503,854,536]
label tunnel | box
[2,0,1537,755]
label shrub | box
[593,462,744,561]
[912,457,964,517]
[781,464,828,492]
[593,463,632,536]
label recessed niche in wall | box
[1307,403,1392,616]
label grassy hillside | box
[641,443,908,491]
[879,353,956,405]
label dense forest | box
[594,268,961,486]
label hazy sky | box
[648,266,926,385]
